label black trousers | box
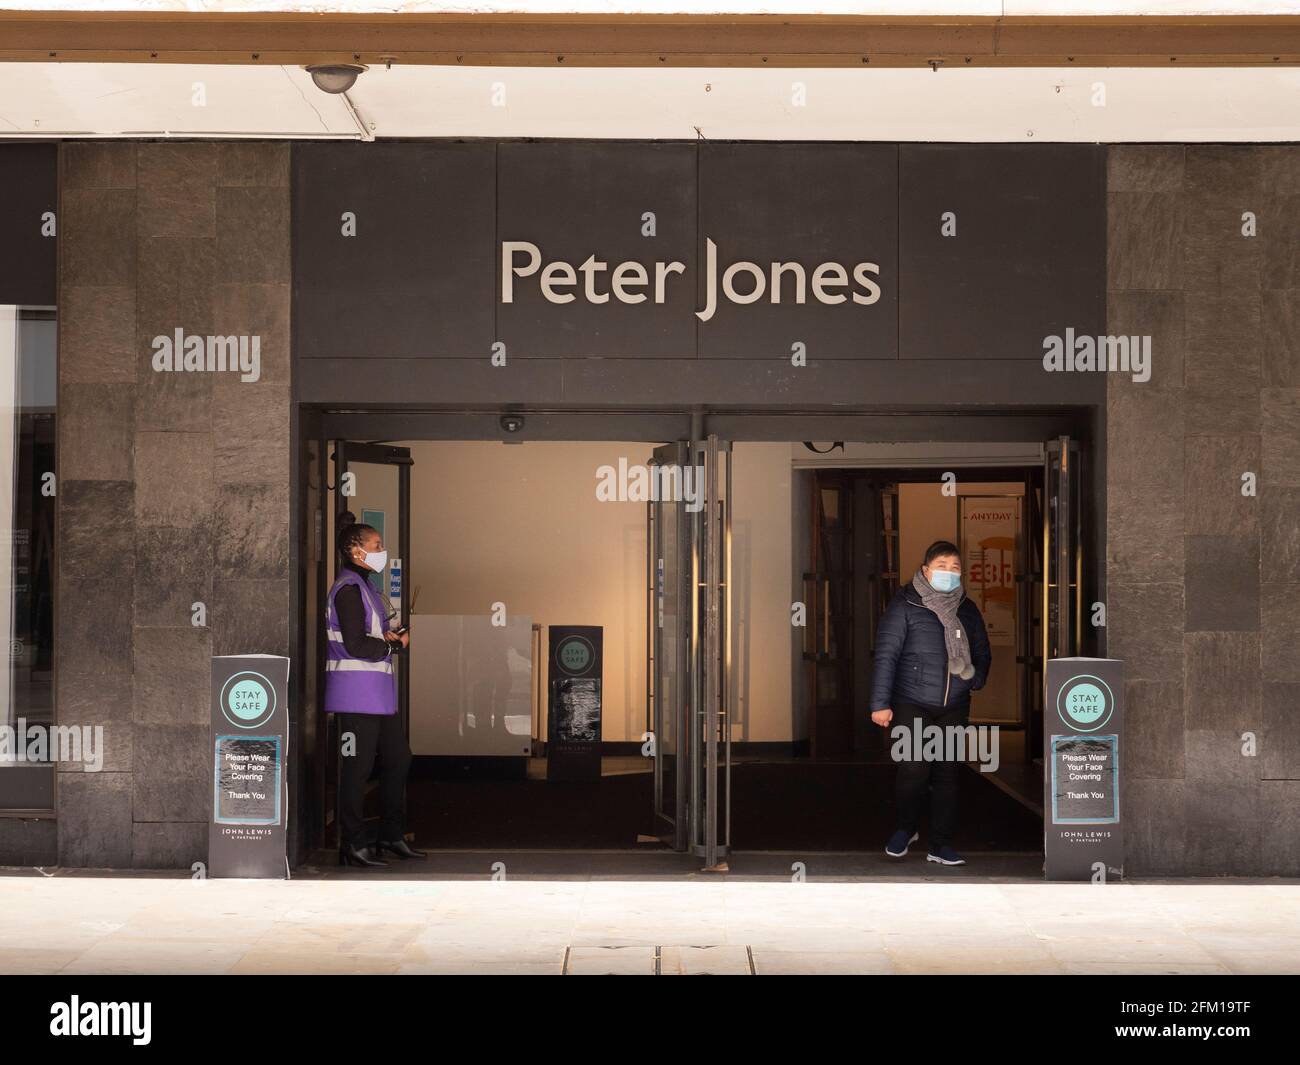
[893,698,969,849]
[337,711,411,848]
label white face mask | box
[359,549,387,573]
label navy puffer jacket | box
[868,584,992,711]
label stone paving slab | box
[1,857,1297,975]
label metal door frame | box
[648,440,691,851]
[647,435,732,867]
[1043,435,1082,689]
[694,434,732,869]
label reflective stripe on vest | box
[326,657,394,674]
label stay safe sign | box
[1044,658,1124,882]
[209,654,290,878]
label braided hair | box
[337,510,379,561]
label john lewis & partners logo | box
[220,671,276,729]
[1056,674,1114,732]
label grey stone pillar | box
[56,141,291,868]
[1107,145,1300,876]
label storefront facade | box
[0,137,1295,876]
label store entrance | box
[295,413,1091,867]
[769,438,1085,850]
[788,464,1038,850]
[309,435,685,858]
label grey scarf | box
[911,569,974,680]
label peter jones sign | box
[501,239,883,322]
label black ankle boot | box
[376,838,427,860]
[339,843,387,867]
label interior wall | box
[402,440,796,744]
[404,440,648,743]
[730,443,795,743]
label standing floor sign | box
[547,626,602,781]
[209,654,290,878]
[1044,657,1123,882]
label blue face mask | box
[927,569,961,593]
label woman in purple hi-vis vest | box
[326,512,424,867]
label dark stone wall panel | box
[133,723,208,823]
[133,822,207,869]
[294,140,496,359]
[57,773,133,868]
[61,480,135,582]
[52,141,290,869]
[213,578,291,659]
[56,670,133,775]
[1123,680,1185,779]
[133,626,214,726]
[60,383,134,482]
[1260,782,1300,875]
[59,285,137,384]
[900,144,1104,361]
[0,818,58,866]
[1261,683,1300,783]
[1185,535,1259,633]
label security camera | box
[305,64,367,94]
[500,414,525,434]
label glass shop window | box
[0,306,55,811]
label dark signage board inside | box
[209,655,290,878]
[1044,658,1124,882]
[547,626,603,781]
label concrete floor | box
[2,856,1298,974]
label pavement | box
[2,852,1297,975]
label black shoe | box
[339,843,387,867]
[376,838,427,860]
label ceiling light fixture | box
[305,63,367,94]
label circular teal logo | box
[220,671,276,729]
[1056,674,1113,731]
[556,636,594,676]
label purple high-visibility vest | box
[323,567,397,716]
